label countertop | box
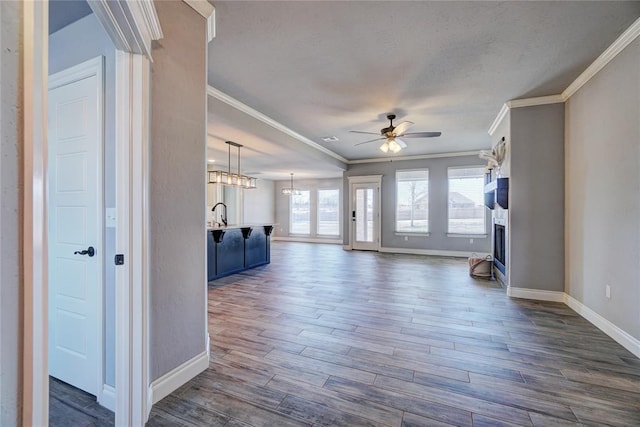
[206,223,275,231]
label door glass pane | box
[356,188,374,242]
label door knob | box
[74,246,95,257]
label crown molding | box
[506,94,565,109]
[488,103,510,136]
[347,150,481,165]
[563,17,640,99]
[207,85,348,164]
[183,0,216,41]
[88,0,163,59]
[488,17,640,135]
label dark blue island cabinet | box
[207,225,273,281]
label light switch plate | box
[106,208,116,228]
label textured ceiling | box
[207,1,640,177]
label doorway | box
[348,175,382,251]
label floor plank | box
[148,242,640,427]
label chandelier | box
[208,141,257,189]
[281,173,301,196]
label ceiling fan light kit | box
[352,113,442,154]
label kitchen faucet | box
[211,202,228,227]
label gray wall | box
[274,177,343,240]
[565,38,640,340]
[49,12,117,387]
[509,104,565,292]
[344,156,492,253]
[244,179,275,224]
[1,2,22,424]
[150,1,208,381]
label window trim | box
[446,165,487,235]
[395,168,430,234]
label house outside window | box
[318,189,340,236]
[396,169,429,233]
[290,190,310,234]
[448,166,486,234]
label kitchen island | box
[207,224,274,281]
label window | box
[396,170,429,233]
[317,189,340,236]
[290,190,310,234]
[448,167,486,234]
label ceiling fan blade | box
[401,131,442,138]
[350,130,381,135]
[354,137,385,146]
[395,138,407,149]
[392,121,414,136]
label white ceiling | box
[206,1,640,179]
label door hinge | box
[114,254,125,265]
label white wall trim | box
[488,103,509,136]
[380,247,488,259]
[114,51,152,426]
[272,237,342,245]
[22,1,49,424]
[183,0,216,41]
[99,384,116,412]
[88,0,163,60]
[207,85,348,164]
[563,17,640,99]
[343,245,352,251]
[506,95,566,109]
[148,348,209,408]
[506,287,565,302]
[506,290,640,358]
[347,150,482,164]
[564,294,640,359]
[347,174,383,184]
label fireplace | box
[494,223,506,274]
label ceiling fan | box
[350,114,441,153]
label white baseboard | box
[564,294,640,359]
[507,287,565,302]
[148,334,210,408]
[343,244,352,251]
[98,384,116,412]
[272,236,342,244]
[380,247,488,258]
[508,289,640,358]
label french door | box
[349,176,382,251]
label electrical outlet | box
[605,285,611,299]
[469,238,474,244]
[404,236,408,241]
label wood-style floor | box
[147,242,640,426]
[49,377,114,426]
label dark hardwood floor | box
[49,377,114,426]
[145,241,639,426]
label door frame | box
[22,0,163,425]
[48,55,106,404]
[347,175,382,251]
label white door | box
[351,182,380,251]
[48,59,103,396]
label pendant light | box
[208,141,257,189]
[281,173,301,196]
